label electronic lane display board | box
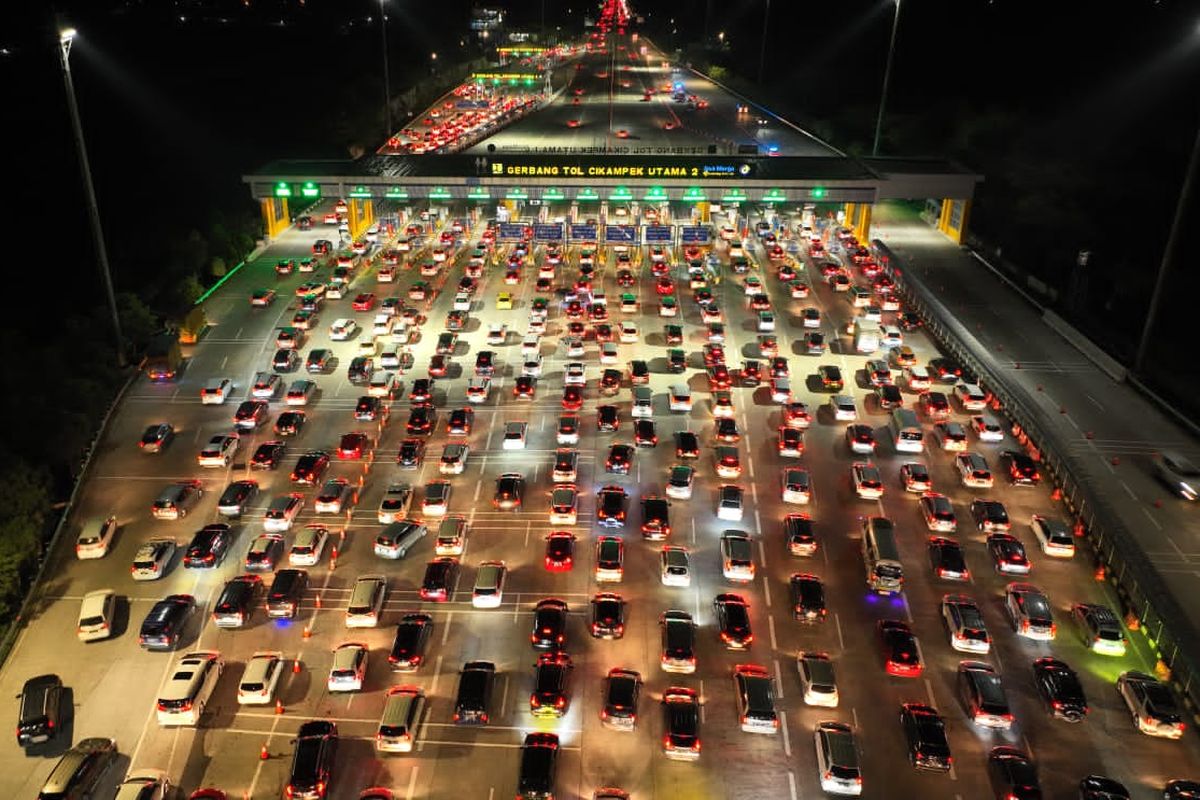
[643,225,673,243]
[532,223,564,242]
[497,223,529,241]
[604,225,637,244]
[680,226,712,244]
[569,224,598,241]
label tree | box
[117,292,160,352]
[0,459,51,619]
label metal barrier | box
[873,239,1200,718]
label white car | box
[330,318,358,340]
[486,324,507,345]
[521,335,541,357]
[372,314,394,337]
[251,372,279,399]
[289,525,329,566]
[327,642,368,692]
[830,395,857,421]
[564,362,586,386]
[970,414,1005,442]
[956,452,994,488]
[523,353,543,378]
[1030,514,1076,558]
[114,770,169,800]
[131,538,176,580]
[905,366,932,391]
[720,531,755,582]
[238,651,284,704]
[600,342,620,364]
[314,478,353,514]
[660,546,692,587]
[548,485,579,525]
[852,463,884,500]
[528,318,547,335]
[75,514,118,559]
[440,443,470,475]
[200,378,233,405]
[619,322,639,343]
[77,588,116,642]
[716,485,744,521]
[466,377,490,404]
[198,434,239,468]
[472,561,507,609]
[941,594,991,654]
[502,421,527,450]
[954,382,988,411]
[434,517,468,557]
[565,337,586,358]
[157,651,223,726]
[377,484,414,524]
[345,575,387,628]
[798,652,839,707]
[453,293,472,311]
[422,481,453,517]
[368,371,398,398]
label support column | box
[696,201,710,224]
[843,203,856,229]
[261,198,288,238]
[938,198,971,245]
[938,198,953,235]
[348,199,372,240]
[855,203,872,243]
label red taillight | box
[555,697,565,707]
[691,740,701,751]
[530,695,540,707]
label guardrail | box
[874,238,1200,721]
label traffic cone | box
[302,625,312,639]
[1050,487,1062,501]
[1094,564,1106,582]
[315,594,322,609]
[260,744,270,760]
[275,700,284,715]
[292,659,302,674]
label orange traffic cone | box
[260,744,270,760]
[1094,564,1106,582]
[302,625,312,639]
[292,659,302,674]
[275,700,284,715]
[315,594,322,609]
[1050,488,1062,501]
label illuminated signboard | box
[505,187,528,200]
[489,161,754,179]
[385,187,408,200]
[274,182,293,198]
[497,223,528,241]
[761,188,787,203]
[722,188,748,203]
[542,187,565,201]
[467,187,490,201]
[576,187,599,201]
[472,72,541,81]
[682,187,708,202]
[604,225,637,244]
[533,223,563,241]
[569,224,597,240]
[643,225,673,243]
[300,182,320,198]
[608,185,633,202]
[680,226,711,244]
[810,186,828,199]
[428,187,452,200]
[348,185,372,199]
[643,186,669,202]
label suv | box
[1071,603,1127,656]
[660,610,697,673]
[285,720,338,800]
[17,674,63,746]
[733,664,779,734]
[453,661,496,725]
[267,569,308,619]
[35,737,118,800]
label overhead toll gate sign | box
[497,223,529,241]
[533,223,563,242]
[300,182,321,199]
[542,188,566,201]
[576,188,600,201]
[643,225,673,243]
[682,187,708,203]
[488,158,756,179]
[429,187,453,200]
[604,225,637,244]
[274,182,293,198]
[348,185,372,199]
[643,186,669,202]
[385,187,409,200]
[570,224,598,241]
[722,188,749,204]
[467,187,490,201]
[681,226,711,244]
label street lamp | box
[58,27,126,368]
[379,0,392,139]
[872,0,903,157]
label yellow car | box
[892,345,917,367]
[496,292,514,310]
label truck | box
[853,319,881,354]
[144,334,183,382]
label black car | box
[630,359,650,384]
[1164,781,1200,800]
[597,405,619,432]
[388,613,433,671]
[272,349,299,372]
[447,408,473,435]
[406,406,436,435]
[664,324,684,345]
[602,668,641,730]
[876,383,903,409]
[589,593,626,639]
[251,440,287,470]
[183,524,232,568]
[306,349,333,374]
[789,573,826,623]
[530,653,573,717]
[714,417,739,442]
[531,598,568,650]
[285,720,338,800]
[266,569,308,619]
[899,312,922,331]
[675,431,699,459]
[217,479,258,517]
[597,486,627,528]
[517,732,559,799]
[1033,658,1087,722]
[436,332,458,355]
[900,702,952,772]
[1078,775,1131,800]
[929,357,964,383]
[348,356,373,384]
[453,660,495,724]
[290,451,330,485]
[275,410,306,436]
[804,331,826,354]
[1002,450,1041,486]
[928,536,969,581]
[139,594,195,649]
[397,438,426,469]
[988,746,1041,800]
[666,348,687,373]
[211,574,262,628]
[634,419,658,448]
[355,396,386,422]
[641,496,670,539]
[740,360,762,387]
[474,351,495,377]
[606,443,634,475]
[409,378,435,405]
[971,499,1010,531]
[714,593,753,649]
[16,674,63,747]
[235,399,269,429]
[138,422,175,453]
[817,364,844,391]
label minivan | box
[374,520,427,560]
[346,575,387,628]
[36,737,118,800]
[156,651,223,726]
[631,386,653,418]
[814,721,862,795]
[17,674,63,746]
[376,686,426,752]
[668,385,692,412]
[862,516,903,595]
[797,652,839,707]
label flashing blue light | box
[890,595,905,608]
[275,618,293,629]
[865,593,879,604]
[768,144,780,154]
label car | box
[606,443,634,474]
[138,594,195,649]
[138,422,175,453]
[1030,514,1075,557]
[900,703,952,772]
[419,557,459,601]
[396,438,425,470]
[289,524,330,566]
[405,406,436,435]
[714,593,753,650]
[1117,670,1186,738]
[845,424,875,455]
[273,348,300,372]
[291,450,330,484]
[250,440,287,471]
[354,395,387,423]
[956,452,994,488]
[503,421,528,450]
[1071,602,1127,656]
[1031,657,1088,723]
[971,499,1011,532]
[496,292,514,310]
[971,414,1006,442]
[212,574,262,628]
[876,384,904,410]
[263,493,304,532]
[411,377,436,404]
[665,464,695,500]
[330,318,358,341]
[957,660,1013,729]
[244,532,284,572]
[919,391,951,420]
[797,651,840,708]
[852,462,884,499]
[285,720,338,800]
[128,537,175,581]
[590,592,626,639]
[600,668,641,731]
[284,378,315,405]
[530,651,573,716]
[716,484,744,522]
[552,450,578,483]
[238,651,285,705]
[388,613,433,671]
[197,433,239,468]
[942,594,991,653]
[1165,781,1200,799]
[662,687,701,760]
[790,573,827,623]
[439,443,470,476]
[234,399,269,431]
[1002,449,1041,485]
[988,747,1040,800]
[1078,776,1131,800]
[901,462,932,493]
[452,660,496,726]
[935,421,969,451]
[531,598,569,650]
[547,483,579,524]
[183,524,232,568]
[216,479,257,518]
[920,492,957,532]
[304,348,332,374]
[595,485,629,528]
[1005,582,1057,640]
[634,419,658,448]
[829,394,856,420]
[928,536,969,581]
[517,732,560,798]
[878,620,923,677]
[494,473,524,510]
[988,532,1031,574]
[640,495,671,539]
[1154,451,1200,500]
[466,377,490,404]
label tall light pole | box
[872,0,902,157]
[1135,119,1200,373]
[58,28,125,368]
[379,0,392,139]
[757,0,771,85]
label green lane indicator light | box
[506,187,529,200]
[348,185,372,199]
[428,186,452,200]
[542,188,566,201]
[577,187,599,201]
[385,187,408,200]
[274,182,293,198]
[643,186,668,202]
[467,187,490,201]
[722,188,748,203]
[609,185,633,201]
[300,181,320,199]
[682,187,707,202]
[762,188,787,203]
[810,186,827,199]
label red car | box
[544,532,576,572]
[650,260,671,277]
[513,377,536,400]
[337,432,372,460]
[703,344,725,367]
[595,324,614,343]
[879,620,923,677]
[428,355,449,378]
[707,365,732,391]
[562,386,584,410]
[655,277,675,296]
[616,269,635,287]
[352,293,377,312]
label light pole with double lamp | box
[872,0,903,157]
[58,27,125,368]
[379,0,393,140]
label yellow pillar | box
[261,198,288,238]
[363,200,375,230]
[843,203,856,230]
[349,199,370,240]
[938,198,953,234]
[696,201,710,223]
[942,199,971,245]
[855,203,872,243]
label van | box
[733,664,779,733]
[36,737,119,800]
[632,386,653,418]
[374,521,427,560]
[668,385,692,412]
[17,674,63,746]
[346,575,387,628]
[376,686,426,752]
[814,721,862,795]
[862,516,903,595]
[889,408,923,454]
[797,652,839,707]
[156,651,223,726]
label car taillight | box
[555,697,565,707]
[691,740,701,751]
[530,695,540,707]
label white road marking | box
[405,765,420,800]
[1121,481,1137,500]
[773,658,784,699]
[1143,508,1163,530]
[500,673,510,719]
[430,654,444,696]
[757,534,767,569]
[1085,394,1104,410]
[699,678,706,722]
[442,612,453,645]
[763,576,772,608]
[768,615,778,650]
[788,771,798,800]
[835,613,845,652]
[780,709,792,756]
